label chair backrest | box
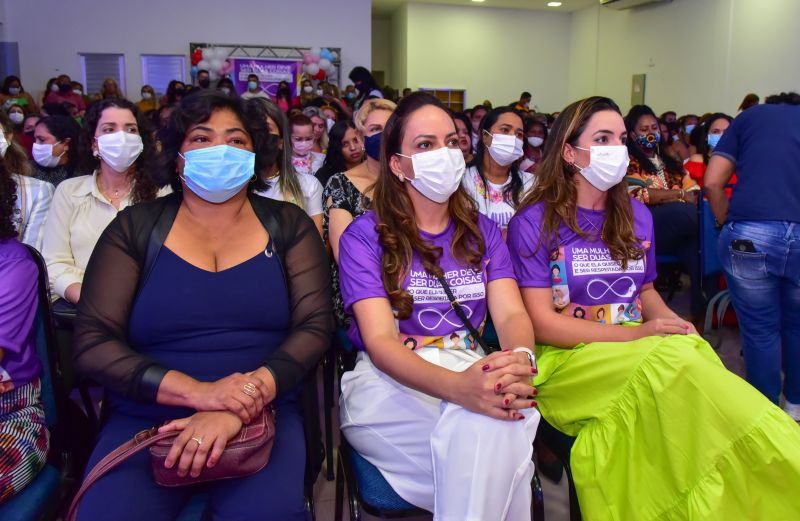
[23,244,66,429]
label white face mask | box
[9,112,24,125]
[96,131,144,173]
[574,145,630,192]
[33,142,64,168]
[527,136,544,148]
[142,92,153,100]
[303,86,313,94]
[397,146,466,204]
[73,89,83,96]
[484,130,524,166]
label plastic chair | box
[537,418,581,520]
[0,245,79,520]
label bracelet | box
[678,189,685,202]
[512,347,536,368]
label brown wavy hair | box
[373,92,483,320]
[519,96,643,268]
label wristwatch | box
[512,347,536,368]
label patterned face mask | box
[635,132,661,149]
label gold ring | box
[243,382,258,396]
[190,436,203,447]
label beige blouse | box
[41,172,170,299]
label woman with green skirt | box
[507,96,800,520]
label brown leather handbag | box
[66,407,275,521]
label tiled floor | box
[311,279,748,520]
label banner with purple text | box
[231,58,301,98]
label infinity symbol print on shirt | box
[417,304,474,331]
[586,276,637,300]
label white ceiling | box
[373,0,598,16]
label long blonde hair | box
[520,96,643,268]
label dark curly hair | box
[156,90,273,193]
[78,98,158,204]
[0,154,17,240]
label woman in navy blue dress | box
[72,91,332,520]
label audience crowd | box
[1,64,799,520]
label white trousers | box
[340,348,540,521]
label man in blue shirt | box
[706,92,800,421]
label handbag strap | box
[435,274,492,353]
[66,428,179,521]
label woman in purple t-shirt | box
[0,175,49,504]
[338,92,540,520]
[507,96,800,519]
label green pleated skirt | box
[534,333,800,520]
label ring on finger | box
[190,436,203,447]
[242,382,258,396]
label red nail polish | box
[533,388,539,396]
[503,398,510,406]
[530,401,537,408]
[518,414,525,420]
[482,364,490,371]
[530,367,536,374]
[495,383,502,391]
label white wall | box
[398,2,572,112]
[568,0,800,116]
[3,0,372,100]
[391,5,409,94]
[372,16,392,86]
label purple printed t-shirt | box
[339,211,516,351]
[507,200,656,325]
[0,239,42,387]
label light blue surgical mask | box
[179,145,255,203]
[684,124,696,135]
[248,81,258,91]
[707,133,722,149]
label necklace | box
[99,181,130,204]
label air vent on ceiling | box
[599,0,673,10]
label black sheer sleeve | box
[73,204,168,402]
[264,202,334,396]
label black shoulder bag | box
[435,274,499,353]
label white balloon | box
[210,58,223,71]
[318,58,331,70]
[327,65,337,77]
[305,63,320,76]
[202,48,215,60]
[309,46,321,57]
[197,59,210,70]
